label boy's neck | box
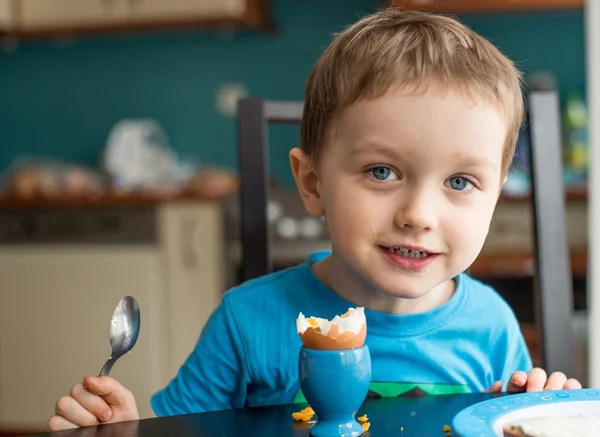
[311,253,456,315]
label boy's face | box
[292,85,507,302]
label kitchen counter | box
[0,189,223,209]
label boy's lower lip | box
[378,246,438,271]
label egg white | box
[296,307,366,336]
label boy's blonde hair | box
[300,8,524,175]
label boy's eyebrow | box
[348,143,501,170]
[452,155,500,171]
[347,141,401,160]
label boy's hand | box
[486,367,582,393]
[47,376,139,431]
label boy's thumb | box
[83,375,131,408]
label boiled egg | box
[296,307,366,350]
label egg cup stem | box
[298,345,371,437]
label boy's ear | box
[290,148,325,217]
[498,174,508,198]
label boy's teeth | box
[387,247,429,259]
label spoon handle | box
[99,356,118,377]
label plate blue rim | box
[452,389,600,437]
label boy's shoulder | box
[220,251,329,311]
[459,272,507,301]
[457,272,521,326]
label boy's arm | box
[504,329,582,391]
[501,326,534,390]
[488,320,582,392]
[485,313,534,393]
[150,297,248,416]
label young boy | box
[48,8,581,431]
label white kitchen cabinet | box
[157,202,225,377]
[0,0,270,34]
[124,0,246,23]
[0,201,225,431]
[0,246,164,428]
[0,0,13,29]
[12,0,127,30]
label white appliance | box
[0,201,225,431]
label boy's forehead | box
[335,86,507,140]
[348,82,504,115]
[321,86,507,168]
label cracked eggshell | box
[296,307,367,350]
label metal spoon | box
[98,295,141,377]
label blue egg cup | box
[298,345,371,437]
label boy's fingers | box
[48,414,79,431]
[564,378,583,389]
[507,371,528,393]
[544,372,567,391]
[54,395,99,427]
[83,376,133,409]
[484,381,503,393]
[525,367,547,392]
[71,383,113,422]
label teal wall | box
[0,1,585,188]
[460,11,585,97]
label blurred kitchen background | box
[0,0,590,435]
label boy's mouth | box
[382,246,433,259]
[378,244,439,272]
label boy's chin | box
[366,272,453,301]
[373,282,437,300]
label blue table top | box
[31,392,503,437]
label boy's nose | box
[393,193,438,232]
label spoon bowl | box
[99,296,141,377]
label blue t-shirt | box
[151,251,532,416]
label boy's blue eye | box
[368,166,398,181]
[448,176,472,191]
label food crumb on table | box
[292,406,315,422]
[443,424,452,436]
[357,414,370,431]
[292,407,371,431]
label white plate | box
[452,389,600,436]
